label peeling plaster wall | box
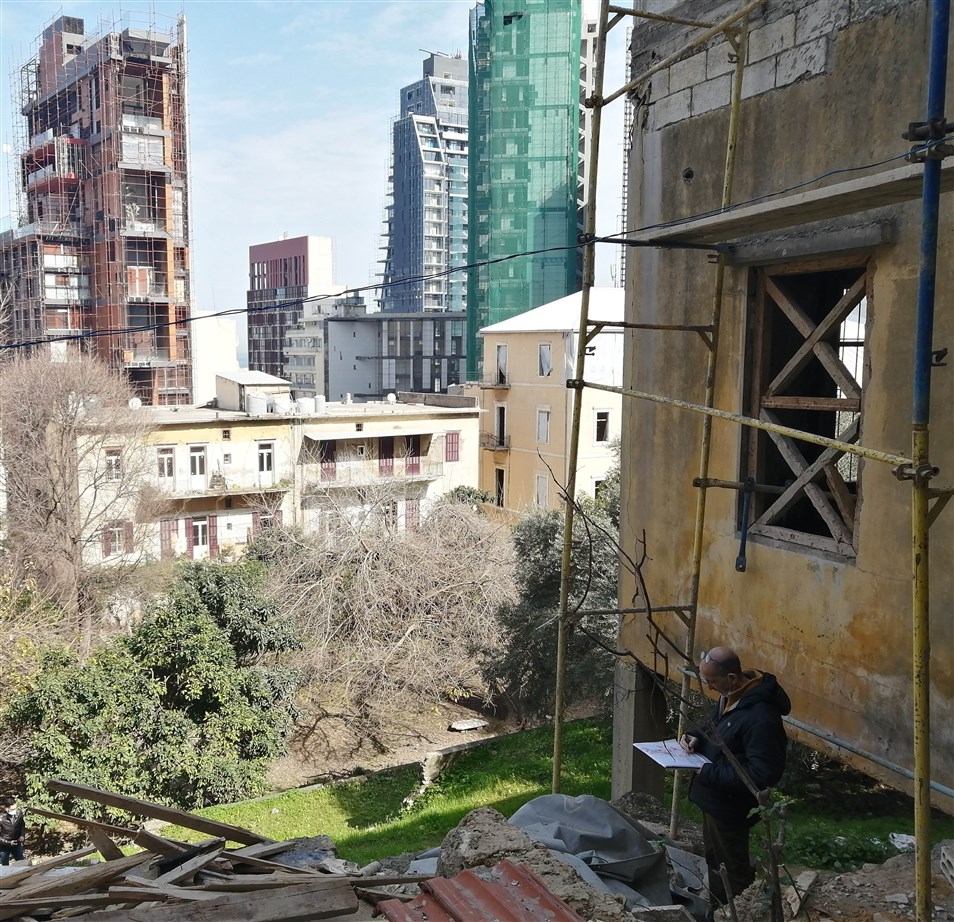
[615,0,954,807]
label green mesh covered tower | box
[466,0,585,380]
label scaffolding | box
[552,2,952,921]
[1,9,193,404]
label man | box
[681,646,790,908]
[0,796,26,865]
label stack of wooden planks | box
[0,781,429,922]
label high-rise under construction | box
[466,0,596,380]
[0,13,193,405]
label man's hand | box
[680,734,699,753]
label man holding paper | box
[680,646,790,907]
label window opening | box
[745,261,869,556]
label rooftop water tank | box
[246,393,268,415]
[298,396,316,415]
[314,395,327,414]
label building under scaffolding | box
[0,12,193,405]
[546,0,951,919]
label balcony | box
[480,432,510,451]
[305,457,443,489]
[121,113,165,135]
[478,374,510,389]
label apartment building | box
[465,0,598,379]
[247,235,344,380]
[324,310,467,402]
[0,14,193,405]
[470,288,623,511]
[379,53,469,314]
[85,372,481,563]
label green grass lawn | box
[160,718,954,870]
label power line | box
[1,138,947,355]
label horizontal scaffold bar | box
[579,379,913,467]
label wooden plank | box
[823,461,857,525]
[27,806,136,840]
[68,878,359,921]
[0,851,153,915]
[749,523,854,557]
[0,894,115,917]
[132,828,189,857]
[0,846,96,890]
[152,846,225,886]
[225,853,317,875]
[109,883,220,902]
[46,781,269,846]
[766,273,867,398]
[195,872,323,891]
[759,395,860,412]
[88,827,127,862]
[627,160,954,245]
[764,276,861,400]
[226,841,293,860]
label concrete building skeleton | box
[0,13,194,405]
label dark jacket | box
[0,807,25,845]
[688,671,791,826]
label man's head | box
[699,646,744,696]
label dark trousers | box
[702,812,755,906]
[0,843,25,865]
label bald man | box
[680,647,790,909]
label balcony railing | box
[478,374,510,389]
[480,432,510,450]
[306,457,443,488]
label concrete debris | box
[942,843,954,889]
[629,907,696,921]
[783,869,817,917]
[885,891,910,904]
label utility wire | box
[1,138,949,354]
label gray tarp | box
[509,794,708,920]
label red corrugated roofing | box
[376,859,588,922]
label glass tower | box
[466,0,587,380]
[380,54,469,314]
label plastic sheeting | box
[509,794,709,920]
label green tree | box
[481,506,619,722]
[2,561,302,818]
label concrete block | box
[748,14,796,62]
[741,57,776,100]
[706,40,736,80]
[692,75,732,116]
[652,88,691,129]
[648,66,669,101]
[631,907,695,921]
[796,0,850,44]
[669,52,707,94]
[776,37,830,87]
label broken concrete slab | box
[630,907,695,921]
[438,807,634,922]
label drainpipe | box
[906,2,950,920]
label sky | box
[0,0,627,363]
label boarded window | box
[744,260,870,557]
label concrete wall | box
[616,0,953,807]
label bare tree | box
[254,481,517,752]
[0,353,156,658]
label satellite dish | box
[128,397,142,409]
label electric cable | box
[1,137,949,354]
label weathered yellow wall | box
[618,1,953,806]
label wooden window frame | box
[744,256,871,558]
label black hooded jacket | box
[688,671,791,826]
[0,806,25,845]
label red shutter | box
[160,519,174,559]
[446,431,460,462]
[405,499,420,532]
[321,440,337,481]
[102,527,113,558]
[124,521,135,554]
[186,517,194,559]
[209,515,219,557]
[406,435,420,475]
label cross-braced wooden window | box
[744,259,870,557]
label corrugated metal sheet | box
[376,860,587,922]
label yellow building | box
[471,289,624,512]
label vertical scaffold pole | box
[670,23,748,838]
[552,0,610,793]
[911,2,949,919]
